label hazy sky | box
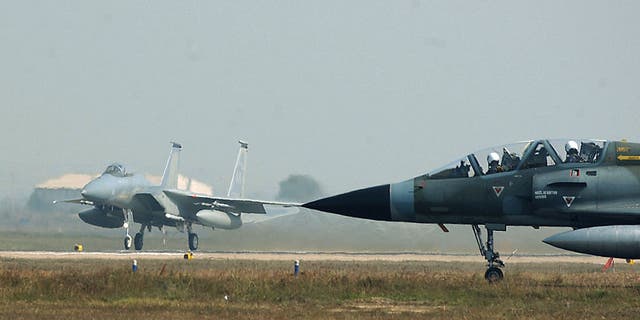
[1,1,639,198]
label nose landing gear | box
[123,209,132,250]
[484,267,504,282]
[124,234,132,250]
[472,224,505,282]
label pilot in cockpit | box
[456,160,471,178]
[564,140,582,163]
[486,152,503,174]
[501,148,521,171]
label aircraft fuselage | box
[303,139,640,275]
[306,139,640,229]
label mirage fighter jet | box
[57,141,295,251]
[303,139,640,281]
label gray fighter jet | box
[303,139,640,281]
[57,141,295,251]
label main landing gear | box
[134,224,151,251]
[119,209,199,251]
[187,223,198,251]
[472,224,505,283]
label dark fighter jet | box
[303,139,640,281]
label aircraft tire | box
[134,233,144,251]
[124,234,132,250]
[188,233,199,251]
[484,267,504,283]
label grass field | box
[1,258,639,319]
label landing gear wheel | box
[124,234,132,250]
[188,233,199,251]
[484,267,504,283]
[134,232,144,251]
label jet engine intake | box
[195,210,242,230]
[78,208,125,228]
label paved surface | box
[0,251,608,264]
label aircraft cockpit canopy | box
[428,139,607,179]
[103,163,130,177]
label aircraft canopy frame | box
[428,139,607,179]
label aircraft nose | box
[81,179,110,202]
[302,184,392,221]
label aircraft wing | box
[163,189,301,215]
[53,199,94,206]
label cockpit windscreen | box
[428,158,473,179]
[103,163,128,177]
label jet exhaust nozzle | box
[543,225,640,259]
[302,184,392,221]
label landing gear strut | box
[123,209,132,250]
[159,226,167,247]
[472,224,505,282]
[187,223,198,251]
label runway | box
[0,250,608,264]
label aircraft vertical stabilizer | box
[160,142,182,189]
[227,141,248,198]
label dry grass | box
[0,258,639,319]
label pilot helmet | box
[487,152,500,164]
[565,140,579,154]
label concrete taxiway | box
[0,251,609,264]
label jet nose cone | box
[302,184,392,221]
[81,179,109,202]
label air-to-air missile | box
[303,139,640,282]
